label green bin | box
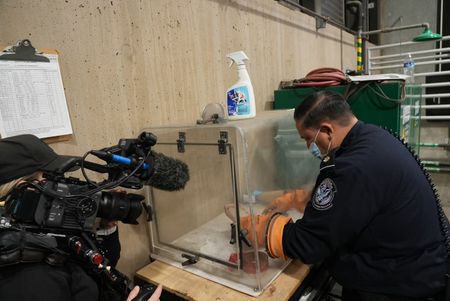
[273,82,421,153]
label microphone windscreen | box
[145,151,189,191]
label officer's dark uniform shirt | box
[282,121,448,297]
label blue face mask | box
[309,129,332,159]
[309,129,322,159]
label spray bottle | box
[226,51,256,120]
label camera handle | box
[67,234,131,299]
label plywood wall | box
[0,0,356,278]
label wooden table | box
[135,260,310,301]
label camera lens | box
[97,192,143,224]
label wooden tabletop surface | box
[135,260,310,301]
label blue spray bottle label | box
[227,86,250,116]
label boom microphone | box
[91,150,189,191]
[143,151,189,191]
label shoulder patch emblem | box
[312,178,337,211]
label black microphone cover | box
[144,151,189,191]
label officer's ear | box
[318,121,334,137]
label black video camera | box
[2,131,188,234]
[0,132,188,300]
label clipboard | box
[0,39,50,62]
[0,39,73,143]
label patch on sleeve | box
[312,178,337,211]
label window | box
[276,0,379,42]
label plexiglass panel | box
[150,142,238,267]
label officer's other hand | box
[126,284,163,301]
[240,212,293,258]
[262,189,310,214]
[240,213,273,248]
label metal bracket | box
[177,132,186,153]
[142,203,153,222]
[218,131,228,155]
[315,16,327,30]
[229,223,236,244]
[181,253,199,266]
[230,223,251,247]
[239,229,252,247]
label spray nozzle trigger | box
[227,51,249,68]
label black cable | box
[79,149,151,195]
[81,231,98,251]
[344,81,406,110]
[367,82,405,103]
[80,151,99,188]
[26,150,151,200]
[343,82,370,103]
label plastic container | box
[226,51,256,120]
[142,110,319,296]
[403,53,415,83]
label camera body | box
[6,178,144,233]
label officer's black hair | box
[293,90,353,128]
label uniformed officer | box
[243,90,449,300]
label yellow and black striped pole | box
[357,33,363,73]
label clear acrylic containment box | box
[143,110,319,296]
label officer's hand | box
[240,213,272,248]
[240,212,293,258]
[262,189,311,214]
[126,284,163,301]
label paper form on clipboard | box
[0,53,73,139]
